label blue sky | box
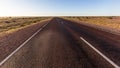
[0,0,120,16]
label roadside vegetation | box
[0,17,50,33]
[64,16,120,30]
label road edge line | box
[0,22,49,66]
[80,37,120,68]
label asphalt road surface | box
[0,18,120,68]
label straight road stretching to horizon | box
[0,18,120,68]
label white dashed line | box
[80,37,120,68]
[0,22,49,66]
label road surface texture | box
[0,18,120,68]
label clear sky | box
[0,0,120,16]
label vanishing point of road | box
[0,18,120,68]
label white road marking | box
[42,23,48,28]
[0,22,49,66]
[80,37,120,68]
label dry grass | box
[64,16,120,30]
[0,17,50,32]
[0,17,51,38]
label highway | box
[0,18,120,68]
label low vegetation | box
[64,16,120,30]
[0,17,50,33]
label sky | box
[0,0,120,16]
